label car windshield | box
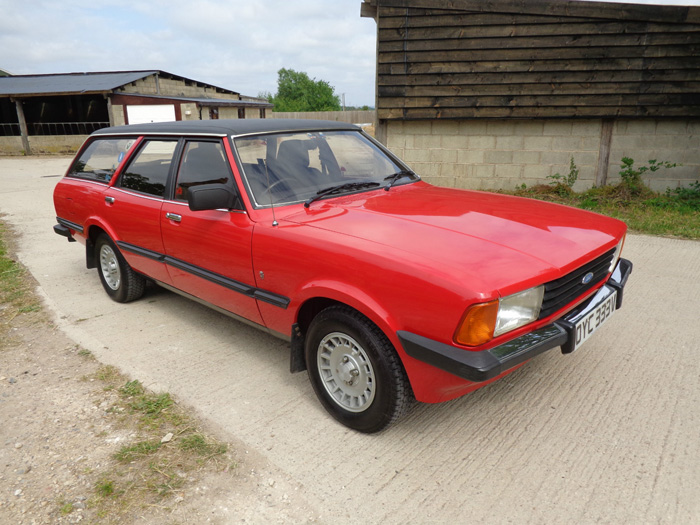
[233,130,416,207]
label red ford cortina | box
[53,119,632,433]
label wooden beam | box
[377,104,700,119]
[378,56,700,75]
[596,119,614,187]
[105,95,115,127]
[378,45,700,64]
[378,32,700,53]
[378,93,700,109]
[12,98,31,155]
[377,69,698,87]
[378,11,592,28]
[361,1,378,20]
[379,82,700,97]
[376,0,700,24]
[378,21,700,42]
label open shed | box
[361,0,700,191]
[0,70,272,155]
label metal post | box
[12,98,31,155]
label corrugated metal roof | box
[0,70,158,96]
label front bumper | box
[399,258,633,383]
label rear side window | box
[69,138,135,183]
[119,140,177,197]
[174,141,232,202]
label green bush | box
[619,157,678,194]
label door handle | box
[105,196,115,204]
[165,212,182,222]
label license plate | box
[572,290,617,352]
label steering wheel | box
[260,179,294,201]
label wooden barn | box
[0,70,272,155]
[361,0,700,191]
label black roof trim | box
[91,119,360,137]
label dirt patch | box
[0,224,318,523]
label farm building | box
[361,0,700,191]
[0,70,272,155]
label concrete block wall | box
[112,105,125,126]
[119,76,240,100]
[0,135,86,156]
[385,118,699,192]
[181,103,199,120]
[609,120,699,192]
[0,137,24,155]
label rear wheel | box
[305,306,414,433]
[95,234,145,303]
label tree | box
[265,68,341,112]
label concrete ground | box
[1,156,698,524]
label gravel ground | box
[0,235,318,524]
[1,156,699,524]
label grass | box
[502,181,700,240]
[0,222,38,308]
[0,218,234,522]
[0,220,41,350]
[59,501,74,515]
[87,371,232,518]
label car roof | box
[91,119,360,137]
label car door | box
[102,138,178,285]
[160,139,264,325]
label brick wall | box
[385,119,699,192]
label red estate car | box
[53,119,632,433]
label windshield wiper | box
[304,181,381,208]
[384,169,415,191]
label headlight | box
[608,235,626,273]
[493,286,544,337]
[455,286,544,346]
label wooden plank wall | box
[374,0,700,120]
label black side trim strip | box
[164,256,254,296]
[116,241,164,262]
[116,241,290,309]
[56,217,84,234]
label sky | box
[1,0,699,108]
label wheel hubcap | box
[99,245,121,291]
[317,332,375,413]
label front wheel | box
[95,234,145,303]
[305,306,414,433]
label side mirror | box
[187,184,238,211]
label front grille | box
[539,248,616,319]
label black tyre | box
[305,306,414,433]
[95,234,145,303]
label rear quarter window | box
[69,138,136,183]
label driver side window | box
[175,141,240,208]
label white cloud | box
[2,0,699,106]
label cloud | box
[5,0,697,106]
[0,0,377,106]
